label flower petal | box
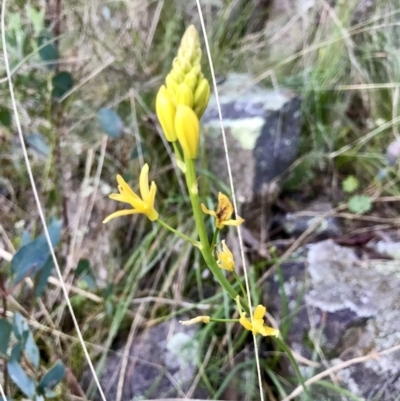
[102,209,139,223]
[216,192,234,222]
[259,326,280,337]
[139,164,150,200]
[201,203,217,218]
[116,175,140,199]
[254,305,266,320]
[148,181,157,207]
[239,315,253,331]
[222,217,244,227]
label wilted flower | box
[239,305,279,337]
[103,164,158,223]
[180,316,210,326]
[216,240,235,271]
[201,192,244,229]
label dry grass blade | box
[281,344,400,401]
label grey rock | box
[266,240,400,400]
[280,198,342,239]
[203,73,301,202]
[88,319,202,400]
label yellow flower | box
[239,305,279,337]
[216,240,235,271]
[179,316,210,326]
[156,85,177,142]
[175,104,200,159]
[103,164,158,223]
[201,192,244,229]
[193,77,210,118]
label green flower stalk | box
[103,24,280,339]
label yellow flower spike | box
[165,73,179,97]
[176,83,193,108]
[239,305,279,337]
[184,72,198,92]
[201,192,244,229]
[103,164,159,223]
[216,240,235,272]
[179,316,210,326]
[156,85,177,142]
[170,67,184,84]
[193,77,211,118]
[175,104,200,159]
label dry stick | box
[281,345,400,401]
[0,1,108,400]
[195,2,265,401]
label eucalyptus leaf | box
[26,132,50,158]
[12,219,62,286]
[34,257,54,298]
[13,312,27,340]
[52,71,73,98]
[8,359,36,399]
[38,361,65,393]
[97,108,124,138]
[25,331,40,368]
[38,30,58,69]
[0,318,12,354]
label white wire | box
[0,2,108,401]
[194,2,265,400]
[0,380,6,401]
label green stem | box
[172,141,183,163]
[157,219,201,248]
[233,271,247,299]
[211,227,219,249]
[209,317,240,323]
[184,156,238,301]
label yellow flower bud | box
[193,77,211,118]
[170,66,184,84]
[184,72,198,92]
[155,85,177,142]
[176,83,193,108]
[175,105,200,159]
[165,73,179,97]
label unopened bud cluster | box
[156,25,211,159]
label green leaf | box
[12,219,62,286]
[34,257,54,298]
[0,107,11,127]
[12,313,39,367]
[25,331,40,368]
[10,343,23,362]
[97,108,124,138]
[38,30,58,69]
[348,195,372,214]
[38,361,65,393]
[0,318,12,354]
[27,6,45,35]
[342,175,359,193]
[8,359,36,399]
[51,71,73,98]
[13,312,27,340]
[26,132,50,158]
